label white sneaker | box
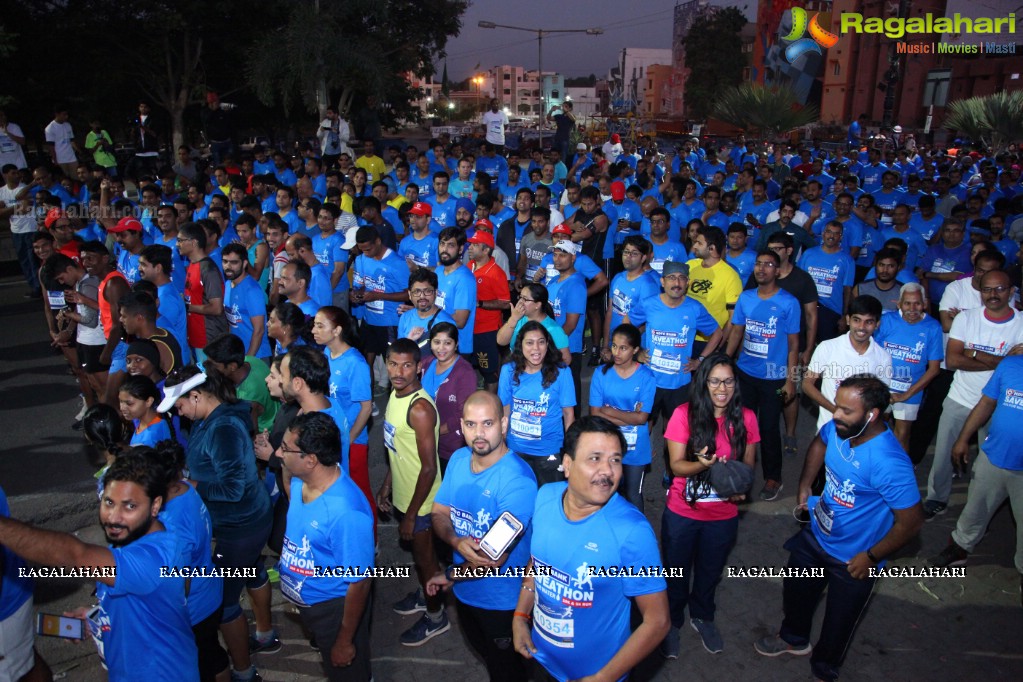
[74,394,88,421]
[371,402,380,418]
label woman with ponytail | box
[118,374,178,447]
[82,403,129,497]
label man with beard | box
[512,416,669,681]
[426,391,537,682]
[0,453,200,681]
[436,227,477,357]
[398,269,455,354]
[852,248,905,312]
[222,243,272,359]
[756,375,922,682]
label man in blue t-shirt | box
[436,227,477,354]
[222,244,271,358]
[278,412,375,680]
[428,391,538,682]
[546,240,588,407]
[931,356,1023,573]
[512,416,668,681]
[727,249,801,501]
[756,375,922,682]
[0,454,201,682]
[604,235,660,352]
[798,220,856,344]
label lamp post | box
[472,75,484,118]
[478,20,602,151]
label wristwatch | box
[970,348,978,359]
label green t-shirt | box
[85,130,117,168]
[237,356,278,433]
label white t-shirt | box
[938,278,983,370]
[0,123,27,169]
[481,110,509,146]
[0,183,35,234]
[602,141,624,164]
[44,120,77,163]
[809,333,893,432]
[946,308,1023,408]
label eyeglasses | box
[707,377,737,388]
[176,237,195,244]
[621,250,643,257]
[278,444,305,456]
[980,285,1010,294]
[409,288,435,297]
[519,297,537,303]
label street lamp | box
[472,75,484,116]
[478,20,602,150]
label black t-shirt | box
[571,208,608,263]
[553,113,575,141]
[745,265,819,350]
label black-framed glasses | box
[707,377,736,387]
[980,285,1010,294]
[278,444,306,456]
[409,288,435,298]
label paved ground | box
[2,273,1022,682]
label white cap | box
[553,240,580,256]
[157,372,208,413]
[341,227,359,250]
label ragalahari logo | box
[783,7,839,63]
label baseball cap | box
[341,227,359,250]
[473,218,495,232]
[157,371,208,413]
[662,261,690,277]
[551,223,573,236]
[610,181,626,201]
[467,230,495,248]
[108,216,144,233]
[553,240,580,256]
[44,208,66,229]
[408,201,432,216]
[611,134,621,144]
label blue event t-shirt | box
[878,226,928,270]
[325,347,372,446]
[530,481,665,682]
[732,288,801,380]
[808,421,920,565]
[279,472,375,607]
[909,212,944,242]
[627,295,718,389]
[224,275,272,358]
[589,363,657,466]
[96,531,199,681]
[353,248,411,327]
[648,240,689,276]
[157,282,190,359]
[874,311,944,404]
[0,486,32,620]
[979,356,1023,470]
[919,242,972,304]
[547,273,588,353]
[310,231,348,294]
[308,263,333,309]
[118,249,141,285]
[798,247,856,315]
[427,195,458,227]
[397,307,456,352]
[130,417,173,448]
[397,232,439,270]
[436,265,477,353]
[434,448,537,610]
[498,363,576,457]
[725,249,757,283]
[608,270,661,341]
[158,485,222,625]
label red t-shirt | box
[663,403,760,521]
[472,258,510,333]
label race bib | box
[650,349,682,373]
[48,290,67,308]
[510,411,542,439]
[611,290,630,317]
[620,424,639,450]
[533,605,575,649]
[545,265,558,281]
[812,495,834,536]
[889,378,911,393]
[383,420,397,452]
[743,335,769,358]
[435,290,447,311]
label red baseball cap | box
[408,201,432,217]
[467,230,495,248]
[473,218,495,232]
[108,216,144,233]
[552,223,573,236]
[610,181,626,200]
[44,208,66,229]
[611,133,621,143]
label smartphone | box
[479,511,524,561]
[36,612,84,640]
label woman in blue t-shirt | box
[267,301,311,357]
[119,375,176,448]
[498,320,576,486]
[589,324,656,511]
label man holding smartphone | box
[0,455,199,681]
[427,391,537,681]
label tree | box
[943,91,1023,155]
[246,0,468,129]
[683,7,747,120]
[713,83,819,141]
[518,103,532,115]
[565,74,597,87]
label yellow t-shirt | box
[686,258,741,340]
[355,155,387,183]
[383,387,441,516]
